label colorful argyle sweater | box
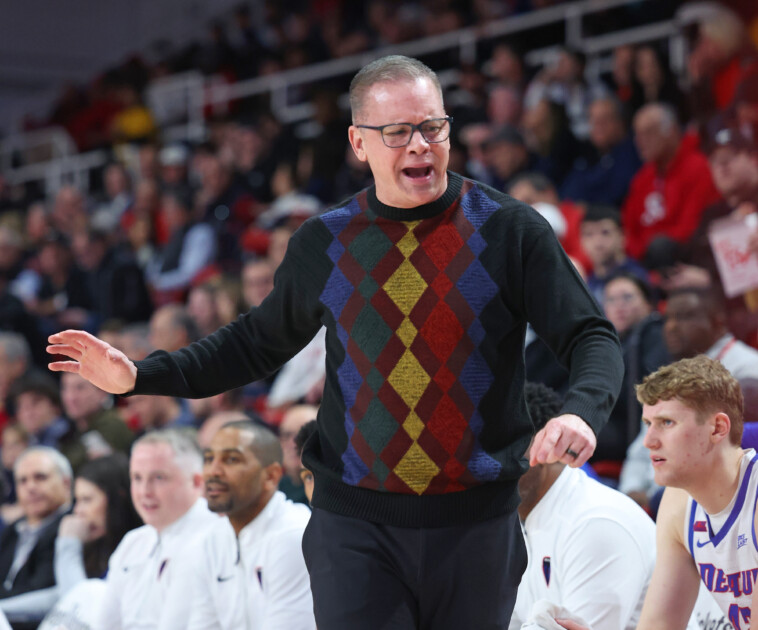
[133,172,623,527]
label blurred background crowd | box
[1,0,758,546]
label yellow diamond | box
[396,318,417,348]
[383,259,426,316]
[388,350,430,409]
[403,411,425,440]
[394,443,440,495]
[396,224,420,257]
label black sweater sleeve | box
[131,220,328,398]
[518,213,624,436]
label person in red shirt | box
[622,103,721,262]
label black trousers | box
[302,507,527,630]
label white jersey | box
[162,491,315,630]
[686,449,758,630]
[96,498,219,630]
[510,467,656,630]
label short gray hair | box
[349,55,443,123]
[0,332,31,365]
[14,446,73,485]
[637,102,679,134]
[133,428,203,475]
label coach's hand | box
[529,414,596,468]
[47,329,137,394]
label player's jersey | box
[686,449,758,630]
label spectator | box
[687,4,758,117]
[507,172,587,269]
[195,409,248,450]
[119,323,153,361]
[54,454,141,595]
[0,334,31,430]
[510,382,655,630]
[162,421,314,630]
[96,430,217,630]
[126,394,197,432]
[91,163,133,233]
[277,404,318,504]
[609,45,634,107]
[629,45,686,122]
[0,447,72,628]
[71,229,152,325]
[147,304,200,353]
[524,47,608,140]
[50,187,87,240]
[293,420,317,504]
[8,373,85,472]
[187,284,222,338]
[484,125,534,191]
[664,288,758,392]
[145,189,217,300]
[60,373,133,460]
[561,96,642,206]
[623,103,721,262]
[0,425,29,526]
[158,144,191,191]
[521,99,586,186]
[579,205,648,306]
[597,273,670,466]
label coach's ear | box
[711,412,731,444]
[348,126,368,162]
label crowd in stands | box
[1,0,758,627]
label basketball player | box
[632,355,756,630]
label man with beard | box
[163,421,314,630]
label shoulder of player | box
[657,487,691,547]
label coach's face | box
[348,77,449,209]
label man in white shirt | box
[510,383,656,630]
[163,420,315,630]
[96,429,218,630]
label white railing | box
[1,0,710,196]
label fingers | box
[48,330,100,349]
[530,423,561,466]
[46,344,84,360]
[531,415,597,467]
[48,361,82,374]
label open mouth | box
[651,456,666,466]
[402,166,432,179]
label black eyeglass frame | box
[355,116,454,148]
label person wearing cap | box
[159,144,190,190]
[48,55,623,629]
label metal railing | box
[1,0,711,197]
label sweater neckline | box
[367,171,462,221]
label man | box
[484,124,534,191]
[634,356,757,629]
[96,430,217,630]
[8,373,85,471]
[0,333,31,429]
[509,383,655,630]
[49,55,623,629]
[0,447,72,628]
[147,304,200,353]
[561,96,641,207]
[60,372,133,459]
[623,103,720,262]
[579,205,648,306]
[664,288,758,389]
[277,404,318,504]
[163,421,314,630]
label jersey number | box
[728,603,750,630]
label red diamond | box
[419,302,463,363]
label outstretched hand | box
[47,330,137,394]
[530,414,596,468]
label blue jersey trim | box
[704,452,758,548]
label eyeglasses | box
[356,117,453,148]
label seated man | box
[633,356,756,629]
[509,383,655,630]
[163,421,315,630]
[96,430,218,630]
[0,447,72,628]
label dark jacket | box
[0,510,67,600]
